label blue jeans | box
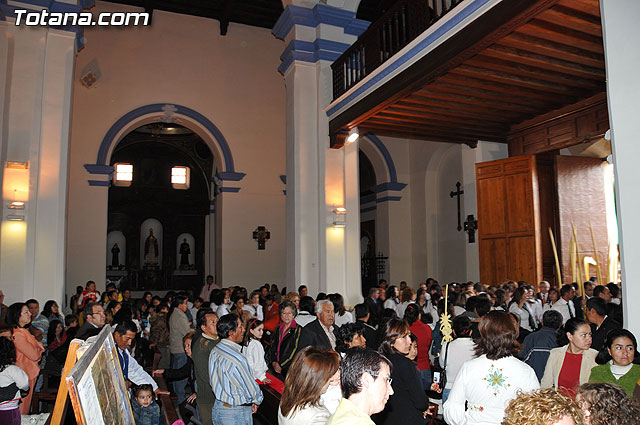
[419,368,432,391]
[212,399,252,425]
[442,388,451,405]
[170,352,188,403]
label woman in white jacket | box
[443,311,539,425]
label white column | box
[600,0,640,335]
[461,141,508,281]
[0,22,76,306]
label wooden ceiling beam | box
[498,33,604,68]
[380,104,512,128]
[397,95,523,121]
[408,88,542,115]
[536,6,602,37]
[380,107,512,130]
[451,65,586,95]
[517,21,603,54]
[367,116,507,138]
[361,123,507,143]
[359,126,486,144]
[556,0,601,16]
[482,44,604,80]
[424,80,558,109]
[467,55,603,90]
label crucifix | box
[450,181,464,231]
[464,214,478,243]
[252,226,270,250]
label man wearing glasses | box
[327,348,393,425]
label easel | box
[45,340,81,425]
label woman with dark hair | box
[404,303,432,391]
[443,311,539,425]
[439,314,475,404]
[0,337,30,425]
[335,322,366,354]
[266,301,301,378]
[493,288,507,311]
[577,382,640,425]
[508,287,536,332]
[5,303,44,414]
[44,319,68,377]
[383,286,400,313]
[543,288,561,312]
[415,288,435,324]
[377,318,429,425]
[46,319,66,352]
[542,318,598,398]
[588,329,640,397]
[105,300,121,325]
[329,293,353,327]
[278,346,340,425]
[42,300,63,323]
[397,287,416,319]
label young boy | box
[131,384,162,425]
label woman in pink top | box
[6,303,44,414]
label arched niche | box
[140,219,163,267]
[176,233,195,269]
[107,231,126,268]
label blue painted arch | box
[362,134,407,193]
[95,103,239,175]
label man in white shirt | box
[113,320,167,396]
[551,284,576,324]
[536,281,550,304]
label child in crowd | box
[131,384,163,425]
[242,319,270,383]
[0,336,30,425]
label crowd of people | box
[0,276,638,425]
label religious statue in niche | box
[144,229,159,266]
[253,226,270,250]
[111,243,120,268]
[179,239,191,267]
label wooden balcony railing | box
[331,0,464,100]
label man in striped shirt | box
[209,313,263,425]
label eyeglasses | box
[370,373,393,386]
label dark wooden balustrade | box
[331,0,464,100]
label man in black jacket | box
[364,287,383,325]
[75,302,105,340]
[586,297,622,352]
[298,299,337,350]
[518,310,563,381]
[355,303,378,350]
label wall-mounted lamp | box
[8,201,25,209]
[333,206,347,227]
[7,214,25,221]
[345,127,359,145]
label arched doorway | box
[107,123,216,290]
[359,149,378,296]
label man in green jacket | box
[192,309,219,425]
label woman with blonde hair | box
[502,388,584,425]
[278,346,340,425]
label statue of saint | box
[144,229,159,265]
[179,239,191,267]
[111,243,120,267]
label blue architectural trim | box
[376,195,402,203]
[273,4,369,40]
[278,38,352,75]
[96,104,240,177]
[0,0,95,49]
[218,172,245,181]
[365,134,398,183]
[372,182,407,193]
[88,180,110,187]
[84,164,114,175]
[327,0,490,117]
[361,205,377,213]
[220,187,240,193]
[361,193,376,204]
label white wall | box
[66,2,286,295]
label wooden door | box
[476,156,542,286]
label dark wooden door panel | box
[508,235,537,285]
[479,238,508,285]
[477,176,506,235]
[505,172,534,233]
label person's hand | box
[154,388,170,399]
[252,404,259,414]
[424,405,437,418]
[152,369,164,377]
[37,342,45,352]
[186,393,197,403]
[272,362,282,374]
[262,378,271,384]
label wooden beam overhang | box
[328,0,606,150]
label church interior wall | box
[66,1,286,294]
